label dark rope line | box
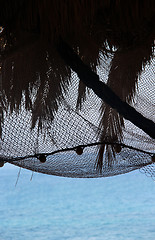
[1,141,154,163]
[56,39,155,139]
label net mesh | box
[0,54,154,178]
[0,1,154,178]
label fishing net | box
[0,0,154,178]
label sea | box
[0,163,155,240]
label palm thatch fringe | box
[57,39,155,137]
[0,0,154,165]
[1,40,71,130]
[96,40,154,170]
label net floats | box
[114,144,122,153]
[152,154,155,163]
[76,146,83,155]
[38,154,46,163]
[0,160,4,167]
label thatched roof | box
[0,0,154,172]
[1,0,154,54]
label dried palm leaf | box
[97,40,154,170]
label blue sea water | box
[0,164,155,240]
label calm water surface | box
[0,164,155,240]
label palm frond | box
[96,40,154,170]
